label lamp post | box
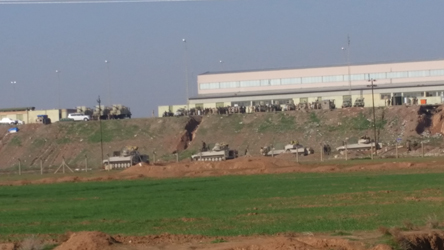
[367,77,378,156]
[219,60,224,71]
[341,36,351,97]
[11,81,16,107]
[104,60,111,107]
[55,70,61,110]
[182,38,189,112]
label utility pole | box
[367,77,378,156]
[182,39,190,112]
[97,96,104,165]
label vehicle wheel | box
[84,118,88,121]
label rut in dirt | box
[175,116,202,153]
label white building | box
[159,59,444,116]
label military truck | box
[191,143,238,161]
[92,105,111,120]
[354,98,365,107]
[336,136,382,152]
[110,104,132,119]
[103,146,149,170]
[76,106,93,116]
[342,99,352,108]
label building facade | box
[158,59,444,116]
[0,107,75,124]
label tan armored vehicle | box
[110,104,132,119]
[93,105,111,120]
[191,143,238,161]
[354,98,365,107]
[261,142,313,156]
[76,106,93,116]
[336,136,382,152]
[103,146,149,170]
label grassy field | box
[0,171,443,238]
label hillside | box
[185,105,442,157]
[0,117,192,170]
[0,105,443,171]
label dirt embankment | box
[7,230,444,250]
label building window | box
[380,93,391,100]
[220,81,238,89]
[404,92,423,97]
[260,80,269,86]
[426,91,438,97]
[350,74,365,81]
[387,71,408,78]
[300,97,308,103]
[317,97,322,101]
[409,70,429,78]
[231,101,250,107]
[240,80,260,87]
[301,76,322,84]
[323,75,343,82]
[195,103,204,109]
[270,79,281,86]
[368,72,386,80]
[430,69,444,76]
[281,78,301,85]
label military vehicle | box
[92,105,111,120]
[354,97,365,107]
[191,143,238,161]
[284,100,296,111]
[103,146,149,170]
[261,142,313,156]
[321,100,336,110]
[336,136,382,152]
[76,106,93,116]
[255,101,268,112]
[110,104,132,119]
[342,99,352,108]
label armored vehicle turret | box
[103,146,149,170]
[354,98,365,107]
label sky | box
[0,0,444,117]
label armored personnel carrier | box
[354,98,365,107]
[336,137,382,152]
[191,143,238,161]
[110,104,132,119]
[321,100,336,110]
[261,143,312,156]
[103,146,149,170]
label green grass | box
[0,171,443,237]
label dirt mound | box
[0,243,14,250]
[55,231,119,250]
[399,231,444,250]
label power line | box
[0,0,214,4]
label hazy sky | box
[1,0,443,117]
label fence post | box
[18,158,21,175]
[40,159,43,175]
[395,141,398,159]
[320,144,323,162]
[296,148,299,163]
[176,153,179,162]
[85,155,88,172]
[421,142,424,157]
[345,143,348,161]
[371,144,374,160]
